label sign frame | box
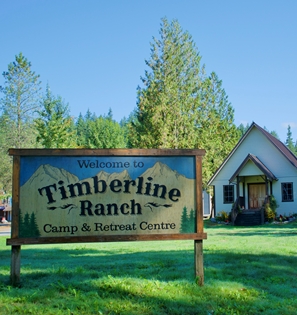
[7,148,207,286]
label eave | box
[229,153,277,183]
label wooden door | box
[248,184,266,209]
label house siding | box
[272,178,297,216]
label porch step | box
[234,210,262,226]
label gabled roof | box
[208,122,297,185]
[229,153,277,183]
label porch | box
[229,154,277,226]
[233,208,264,226]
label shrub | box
[265,203,276,222]
[216,211,229,222]
[269,195,279,212]
[264,195,278,222]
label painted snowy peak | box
[141,161,189,181]
[92,169,131,183]
[24,164,79,186]
[22,161,192,189]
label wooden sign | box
[7,149,207,286]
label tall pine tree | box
[0,53,41,148]
[35,85,76,148]
[129,18,205,149]
[75,109,97,147]
[0,53,41,193]
[285,125,296,155]
[128,18,239,187]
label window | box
[281,182,294,202]
[223,185,234,204]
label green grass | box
[0,221,297,314]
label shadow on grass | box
[1,243,296,288]
[1,238,297,314]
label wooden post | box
[195,156,204,285]
[194,240,204,285]
[10,155,21,286]
[11,245,21,287]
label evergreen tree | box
[87,114,126,148]
[0,113,12,192]
[270,130,279,140]
[120,109,138,148]
[198,72,240,185]
[20,212,31,237]
[0,53,41,193]
[0,53,41,148]
[237,123,250,138]
[285,125,296,154]
[19,211,40,237]
[30,212,40,237]
[129,18,205,149]
[35,85,76,148]
[180,206,189,233]
[188,208,196,233]
[129,18,239,187]
[75,109,97,147]
[76,113,87,147]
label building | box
[208,122,297,222]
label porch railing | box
[260,195,270,224]
[232,196,268,225]
[231,197,241,225]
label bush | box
[269,195,278,212]
[216,211,229,222]
[265,203,276,222]
[264,195,278,222]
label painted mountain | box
[19,162,196,237]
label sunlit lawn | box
[0,220,297,314]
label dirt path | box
[0,223,11,235]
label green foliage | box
[0,114,12,192]
[0,52,41,148]
[198,72,240,186]
[216,210,229,222]
[285,125,296,154]
[87,117,126,148]
[237,123,250,138]
[75,110,97,147]
[128,18,240,187]
[264,204,275,222]
[264,195,279,222]
[76,109,126,148]
[269,194,278,212]
[0,53,41,193]
[129,17,205,149]
[120,110,138,148]
[238,124,280,141]
[264,195,278,222]
[35,85,76,148]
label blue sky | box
[1,0,297,142]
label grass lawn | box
[0,220,297,314]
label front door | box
[248,184,266,209]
